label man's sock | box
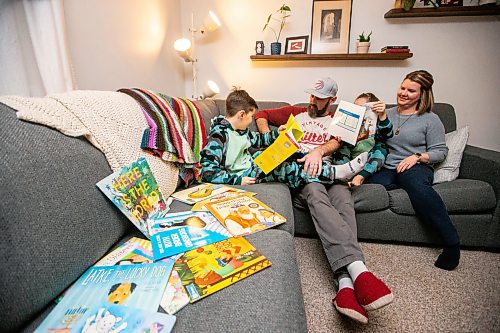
[328,152,369,181]
[347,260,368,282]
[434,243,460,271]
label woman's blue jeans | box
[366,165,460,246]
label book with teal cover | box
[44,303,176,333]
[35,261,173,332]
[96,157,169,238]
[149,210,232,261]
[95,236,190,314]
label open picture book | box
[253,114,304,174]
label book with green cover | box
[96,157,169,237]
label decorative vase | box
[356,42,371,54]
[270,42,282,55]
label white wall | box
[64,0,185,95]
[180,0,500,151]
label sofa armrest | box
[460,145,500,220]
[460,146,500,196]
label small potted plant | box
[262,4,291,55]
[356,31,372,54]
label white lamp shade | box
[202,80,220,99]
[174,38,193,62]
[201,10,221,34]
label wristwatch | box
[414,153,422,164]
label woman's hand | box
[396,155,420,173]
[348,175,365,187]
[371,101,387,121]
[241,177,256,186]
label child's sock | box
[328,152,369,181]
[434,243,460,271]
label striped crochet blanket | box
[118,88,206,185]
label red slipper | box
[333,288,369,324]
[353,271,394,311]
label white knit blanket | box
[0,90,179,197]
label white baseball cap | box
[304,77,338,99]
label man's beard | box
[307,103,329,118]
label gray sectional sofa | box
[1,97,499,333]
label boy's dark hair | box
[226,87,258,117]
[356,92,380,102]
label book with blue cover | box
[35,261,174,332]
[149,210,232,261]
[45,303,176,333]
[96,157,170,238]
[95,236,190,315]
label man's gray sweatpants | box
[293,182,365,277]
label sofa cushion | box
[168,183,295,235]
[0,103,134,333]
[351,184,390,212]
[387,179,496,215]
[434,126,469,184]
[172,229,307,332]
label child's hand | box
[371,101,387,121]
[278,125,287,133]
[241,177,256,186]
[348,175,365,187]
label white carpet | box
[294,237,500,333]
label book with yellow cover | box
[191,189,256,211]
[170,183,241,205]
[253,114,304,174]
[203,194,286,237]
[175,237,272,303]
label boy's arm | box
[375,117,393,142]
[357,142,389,180]
[200,135,244,185]
[255,105,305,133]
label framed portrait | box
[310,0,352,54]
[284,36,309,54]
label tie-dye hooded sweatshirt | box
[200,116,279,185]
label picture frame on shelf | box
[440,0,463,6]
[284,36,309,54]
[310,0,352,54]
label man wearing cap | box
[254,77,394,324]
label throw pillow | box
[433,125,469,184]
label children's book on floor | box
[96,157,170,238]
[149,211,232,261]
[35,261,174,332]
[253,114,304,174]
[61,303,176,333]
[170,183,245,205]
[174,237,272,303]
[203,194,286,236]
[95,236,190,315]
[327,100,367,145]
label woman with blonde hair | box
[366,70,460,270]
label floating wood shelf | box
[384,5,500,18]
[250,53,413,61]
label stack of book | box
[36,158,286,332]
[381,45,410,53]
